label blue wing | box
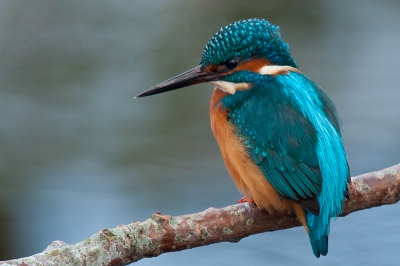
[226,88,323,215]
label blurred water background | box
[0,0,399,265]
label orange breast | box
[209,89,307,228]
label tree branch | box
[1,164,399,266]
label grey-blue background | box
[0,1,399,265]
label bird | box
[135,18,350,258]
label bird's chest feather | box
[209,88,304,218]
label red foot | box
[238,196,255,204]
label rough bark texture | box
[1,163,399,266]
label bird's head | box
[135,18,298,98]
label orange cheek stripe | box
[236,57,271,72]
[204,64,218,72]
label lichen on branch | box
[1,164,399,266]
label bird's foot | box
[238,196,255,204]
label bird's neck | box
[216,72,320,113]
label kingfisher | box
[136,18,350,258]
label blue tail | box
[306,211,329,258]
[308,229,328,258]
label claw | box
[238,196,255,204]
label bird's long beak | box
[135,65,220,98]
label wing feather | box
[228,93,323,215]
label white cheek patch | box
[258,65,300,76]
[211,81,251,94]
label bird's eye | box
[225,59,239,70]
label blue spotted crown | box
[201,18,297,68]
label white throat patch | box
[211,81,251,94]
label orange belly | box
[210,89,307,229]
